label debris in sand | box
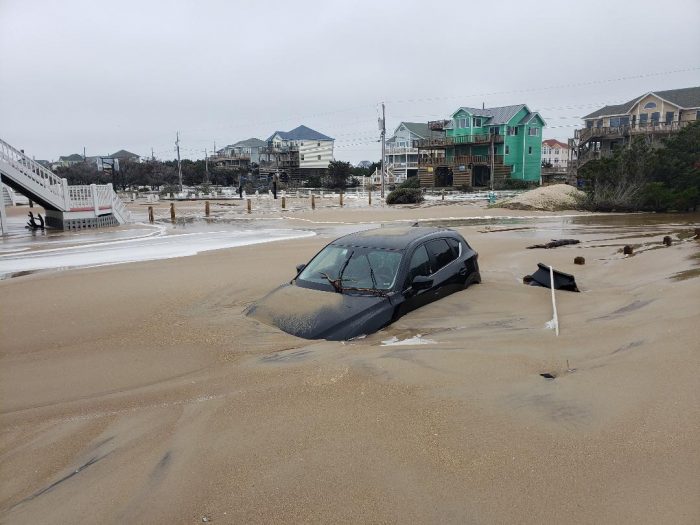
[574,256,585,265]
[524,263,580,292]
[527,239,580,249]
[494,184,585,211]
[663,236,672,246]
[623,245,634,255]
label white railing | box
[0,137,130,224]
[0,137,65,206]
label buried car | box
[246,226,480,340]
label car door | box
[424,238,462,298]
[397,243,434,316]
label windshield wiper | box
[319,251,354,293]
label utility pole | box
[176,131,183,192]
[379,102,386,199]
[151,147,155,161]
[204,148,210,184]
[490,136,495,191]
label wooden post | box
[368,191,372,205]
[441,190,445,201]
[340,191,344,207]
[247,199,251,214]
[148,206,154,224]
[311,194,316,210]
[281,196,286,209]
[205,200,210,217]
[170,203,175,223]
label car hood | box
[245,283,393,340]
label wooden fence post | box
[205,200,210,217]
[281,196,286,209]
[170,203,175,222]
[340,191,344,207]
[148,206,154,224]
[368,191,372,205]
[311,194,316,210]
[247,199,251,214]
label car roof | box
[331,226,456,250]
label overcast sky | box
[1,0,699,164]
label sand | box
[497,184,586,211]
[1,202,699,524]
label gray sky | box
[1,0,699,164]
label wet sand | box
[1,203,699,524]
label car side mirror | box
[411,275,433,290]
[296,263,306,273]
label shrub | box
[496,178,538,190]
[398,176,420,189]
[386,188,424,205]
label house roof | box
[542,139,568,149]
[518,111,545,126]
[395,122,445,140]
[267,125,333,142]
[232,138,267,148]
[111,149,140,158]
[59,153,83,161]
[453,104,528,125]
[582,86,700,119]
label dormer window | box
[473,117,482,127]
[644,102,657,110]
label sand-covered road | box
[1,204,699,524]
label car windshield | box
[298,245,403,291]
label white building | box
[541,139,570,168]
[267,125,334,170]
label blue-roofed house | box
[260,125,335,184]
[415,104,545,188]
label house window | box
[596,119,602,128]
[528,146,532,155]
[455,117,468,128]
[586,120,593,128]
[620,116,630,127]
[317,142,321,147]
[665,112,674,124]
[528,127,539,136]
[301,154,304,161]
[610,117,620,127]
[490,126,500,135]
[508,126,518,136]
[639,113,648,125]
[651,112,660,123]
[554,148,560,154]
[317,155,321,160]
[505,145,510,154]
[696,110,700,120]
[473,117,482,127]
[644,102,657,110]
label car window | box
[446,238,461,258]
[406,244,431,286]
[426,239,457,271]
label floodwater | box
[1,210,698,280]
[0,216,316,279]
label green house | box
[415,104,546,187]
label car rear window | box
[426,239,457,271]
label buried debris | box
[539,372,556,380]
[574,256,586,265]
[663,236,673,246]
[524,263,580,292]
[527,239,580,249]
[623,245,634,255]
